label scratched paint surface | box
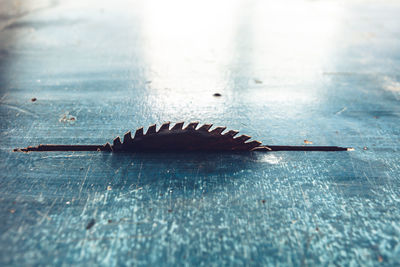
[1,0,400,265]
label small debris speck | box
[31,98,37,102]
[108,219,112,224]
[66,201,70,205]
[86,219,96,230]
[10,209,15,213]
[316,227,319,231]
[213,93,221,97]
[254,79,263,84]
[363,146,368,150]
[261,200,266,204]
[304,140,313,144]
[378,256,383,262]
[168,209,172,213]
[59,113,77,123]
[107,186,112,190]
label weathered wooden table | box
[1,0,399,265]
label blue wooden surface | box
[1,0,400,265]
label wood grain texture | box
[0,0,399,265]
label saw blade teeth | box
[171,122,184,131]
[104,142,113,151]
[113,136,122,146]
[134,127,144,139]
[244,140,262,149]
[210,126,227,135]
[198,124,213,132]
[123,131,132,144]
[158,122,170,132]
[234,134,251,143]
[146,124,157,135]
[185,122,199,131]
[224,130,239,138]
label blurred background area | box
[0,0,399,146]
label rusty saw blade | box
[13,122,353,153]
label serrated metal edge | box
[210,126,226,135]
[184,122,199,131]
[244,140,262,148]
[123,131,132,144]
[121,122,262,151]
[171,122,184,131]
[198,124,213,132]
[224,130,239,138]
[134,127,144,139]
[158,122,170,132]
[234,135,251,143]
[146,124,157,135]
[113,136,122,146]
